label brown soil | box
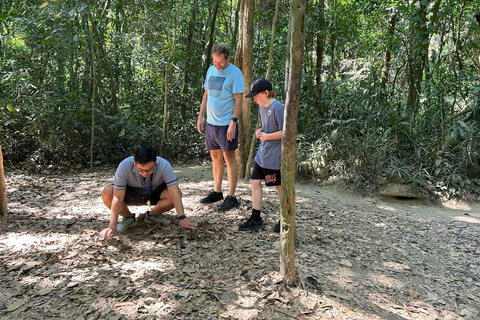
[1,164,479,320]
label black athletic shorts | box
[124,182,168,205]
[251,161,281,186]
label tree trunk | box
[313,0,326,110]
[162,66,169,154]
[56,48,66,96]
[90,30,96,173]
[280,0,305,287]
[406,0,429,120]
[265,0,280,81]
[381,9,396,87]
[0,145,7,217]
[245,0,280,177]
[474,12,480,112]
[88,9,118,115]
[236,0,254,180]
[204,0,221,77]
[230,0,241,58]
[181,0,199,120]
[423,0,442,107]
[162,16,179,154]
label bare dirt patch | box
[1,165,479,319]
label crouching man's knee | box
[101,185,114,206]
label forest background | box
[1,0,480,199]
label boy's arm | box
[257,129,282,141]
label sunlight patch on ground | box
[383,261,411,271]
[0,232,71,252]
[369,272,404,290]
[441,199,472,211]
[221,287,261,319]
[374,204,397,212]
[119,259,175,274]
[453,215,480,224]
[327,267,357,290]
[372,222,389,228]
[368,292,413,318]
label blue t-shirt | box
[255,100,284,170]
[204,64,244,126]
[113,156,177,195]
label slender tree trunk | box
[230,0,241,57]
[424,0,442,108]
[265,0,280,81]
[451,0,466,114]
[68,44,76,91]
[314,0,326,110]
[406,0,429,120]
[245,0,280,177]
[381,9,396,87]
[280,0,305,287]
[474,12,480,111]
[90,31,96,172]
[162,16,179,153]
[82,19,91,96]
[235,0,244,67]
[88,9,118,115]
[204,0,221,77]
[162,66,169,154]
[236,0,254,180]
[0,145,7,217]
[56,48,66,96]
[181,0,199,120]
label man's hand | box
[197,117,204,134]
[227,121,237,141]
[179,218,198,230]
[99,225,117,238]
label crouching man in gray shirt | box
[99,146,197,238]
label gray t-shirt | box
[113,156,177,195]
[255,99,284,170]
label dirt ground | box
[1,164,479,320]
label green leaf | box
[39,1,49,9]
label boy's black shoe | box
[238,216,265,231]
[218,195,239,212]
[273,220,280,233]
[200,191,223,204]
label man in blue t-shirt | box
[197,43,245,212]
[98,147,197,238]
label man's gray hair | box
[212,43,230,59]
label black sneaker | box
[238,217,265,231]
[200,191,223,204]
[218,195,239,212]
[273,220,280,233]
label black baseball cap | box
[246,78,273,98]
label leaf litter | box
[0,165,479,319]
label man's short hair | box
[212,43,230,59]
[133,146,157,164]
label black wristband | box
[178,215,186,220]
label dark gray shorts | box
[124,182,168,205]
[251,161,281,186]
[205,123,238,151]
